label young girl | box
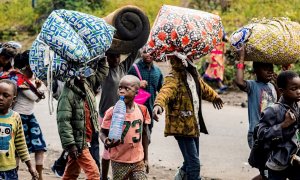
[100,75,150,179]
[0,79,38,180]
[12,51,47,180]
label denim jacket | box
[257,97,299,171]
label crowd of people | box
[0,19,300,180]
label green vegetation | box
[0,0,180,42]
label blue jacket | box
[257,97,299,171]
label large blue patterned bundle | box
[57,9,115,57]
[30,10,115,80]
[29,38,79,81]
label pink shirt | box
[101,103,151,163]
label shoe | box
[219,85,228,91]
[174,168,186,180]
[51,162,65,178]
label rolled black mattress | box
[104,5,150,54]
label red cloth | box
[63,148,100,179]
[84,100,92,143]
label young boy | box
[152,56,223,180]
[235,46,278,149]
[99,50,139,180]
[0,79,38,179]
[100,75,150,180]
[235,47,278,180]
[57,58,108,179]
[257,70,300,179]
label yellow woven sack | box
[230,17,300,65]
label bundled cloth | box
[144,5,224,61]
[30,9,115,81]
[230,17,300,65]
[0,69,45,99]
[103,5,150,54]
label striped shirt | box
[128,59,163,117]
[0,110,30,171]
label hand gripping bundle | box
[230,17,300,65]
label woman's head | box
[118,75,140,103]
[277,70,300,103]
[0,42,21,67]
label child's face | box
[0,55,12,67]
[0,83,15,113]
[255,64,274,83]
[118,79,137,103]
[282,77,300,102]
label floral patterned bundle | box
[30,10,115,80]
[230,17,300,65]
[144,5,223,61]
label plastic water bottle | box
[108,96,126,140]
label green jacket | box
[154,59,218,137]
[57,60,108,150]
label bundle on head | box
[104,5,150,54]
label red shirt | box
[84,100,92,143]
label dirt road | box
[19,90,258,180]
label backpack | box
[248,125,271,169]
[248,103,282,169]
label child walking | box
[152,56,223,180]
[100,75,150,180]
[57,57,108,179]
[235,46,278,148]
[0,79,38,180]
[12,50,46,180]
[235,46,278,179]
[257,70,300,180]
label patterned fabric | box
[154,59,218,137]
[203,42,225,81]
[30,9,115,80]
[20,114,47,153]
[0,110,30,171]
[58,9,115,57]
[0,69,44,99]
[111,160,147,180]
[230,17,300,65]
[0,168,18,180]
[144,5,223,61]
[40,11,89,63]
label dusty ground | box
[18,90,248,180]
[19,150,179,180]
